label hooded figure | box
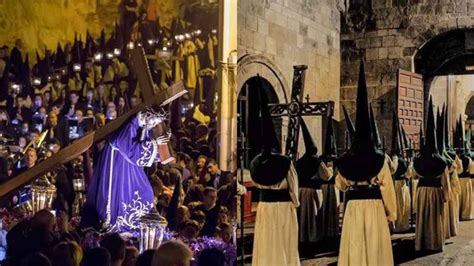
[457,116,473,221]
[335,60,397,266]
[318,118,339,239]
[294,119,324,244]
[249,77,300,266]
[342,105,355,145]
[391,110,412,233]
[440,109,461,238]
[295,119,321,188]
[413,96,450,252]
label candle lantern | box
[138,208,168,253]
[73,178,85,192]
[31,175,57,213]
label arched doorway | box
[414,29,474,130]
[237,76,282,168]
[465,95,474,130]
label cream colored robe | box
[298,161,330,243]
[414,167,450,251]
[336,160,396,266]
[445,156,461,238]
[252,163,300,266]
[459,157,473,220]
[393,158,413,233]
[317,161,340,238]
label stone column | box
[217,0,238,171]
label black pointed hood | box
[436,105,446,154]
[100,29,106,51]
[300,119,318,156]
[419,123,424,151]
[54,43,67,70]
[343,105,355,140]
[391,110,401,156]
[322,118,337,162]
[336,60,385,181]
[369,103,381,149]
[413,96,446,178]
[295,118,322,188]
[249,76,291,186]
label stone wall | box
[238,0,341,154]
[341,0,474,148]
[0,0,183,60]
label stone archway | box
[412,28,474,121]
[237,54,289,104]
[233,54,290,166]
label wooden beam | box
[0,47,186,198]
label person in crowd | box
[81,247,111,266]
[20,252,52,266]
[206,159,231,189]
[14,147,37,175]
[152,240,193,266]
[197,248,226,266]
[123,246,138,266]
[50,241,83,266]
[194,187,220,237]
[99,233,126,266]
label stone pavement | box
[240,219,474,265]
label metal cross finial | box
[305,94,310,103]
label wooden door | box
[397,69,424,149]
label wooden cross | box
[268,65,334,161]
[0,47,187,197]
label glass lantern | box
[31,175,57,213]
[138,208,168,253]
[73,178,85,192]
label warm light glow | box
[33,78,41,85]
[148,39,154,45]
[106,52,113,59]
[73,64,81,72]
[94,53,103,61]
[127,42,135,50]
[113,48,120,55]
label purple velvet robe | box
[83,116,158,232]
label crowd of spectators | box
[0,1,237,265]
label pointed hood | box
[322,118,337,162]
[457,115,465,153]
[419,123,424,151]
[336,60,385,181]
[392,110,409,179]
[295,118,322,188]
[424,97,438,154]
[369,103,381,149]
[54,43,67,70]
[342,105,355,141]
[391,110,401,156]
[354,60,372,146]
[249,76,291,186]
[166,176,182,231]
[100,29,106,51]
[300,119,318,156]
[413,96,447,178]
[436,105,446,154]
